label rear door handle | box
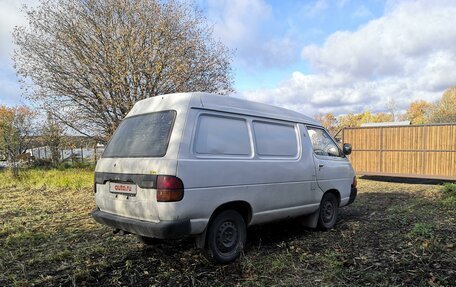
[319,164,324,170]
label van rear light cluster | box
[352,176,357,188]
[156,175,184,202]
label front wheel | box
[206,210,246,264]
[317,192,339,231]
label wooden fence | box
[342,124,456,180]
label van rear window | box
[103,110,176,158]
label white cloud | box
[0,0,39,106]
[243,0,456,116]
[0,0,22,59]
[208,0,271,48]
[259,36,297,67]
[206,0,298,68]
[0,0,39,60]
[352,5,373,19]
[417,50,456,92]
[302,0,329,17]
[301,0,456,79]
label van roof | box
[131,92,321,126]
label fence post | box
[379,127,383,173]
[94,144,97,162]
[81,147,84,163]
[422,125,426,175]
[71,148,73,163]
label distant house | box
[361,121,410,127]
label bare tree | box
[13,0,233,140]
[386,98,398,122]
[314,112,338,136]
[0,106,36,176]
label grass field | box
[1,169,455,286]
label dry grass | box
[1,169,455,286]
[0,168,93,190]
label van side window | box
[307,127,341,157]
[253,121,297,157]
[195,115,251,156]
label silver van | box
[92,92,357,263]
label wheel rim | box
[322,200,334,223]
[216,221,238,253]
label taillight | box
[156,175,184,202]
[352,176,357,188]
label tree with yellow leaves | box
[315,110,393,137]
[400,100,431,124]
[428,87,456,123]
[0,106,36,175]
[314,113,338,135]
[336,111,393,129]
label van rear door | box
[94,110,178,222]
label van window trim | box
[191,106,315,126]
[102,110,177,158]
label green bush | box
[31,158,53,168]
[60,161,73,169]
[58,160,95,170]
[441,183,456,206]
[409,222,434,238]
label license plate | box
[109,182,137,195]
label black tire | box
[206,210,247,264]
[317,192,339,231]
[137,235,163,245]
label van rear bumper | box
[91,209,191,239]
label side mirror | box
[343,143,352,155]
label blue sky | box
[1,0,456,116]
[204,0,386,90]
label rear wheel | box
[206,210,246,264]
[317,192,339,231]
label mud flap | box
[301,209,320,228]
[195,229,207,249]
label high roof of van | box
[129,92,321,126]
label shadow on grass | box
[77,190,455,286]
[360,175,452,185]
